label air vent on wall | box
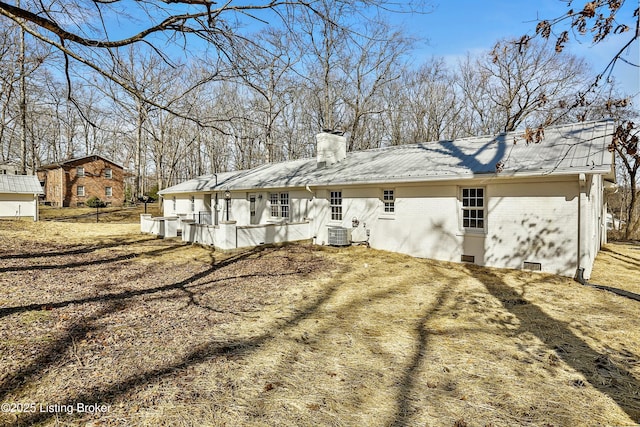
[523,261,542,271]
[461,255,475,263]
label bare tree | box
[401,59,463,142]
[609,122,640,238]
[341,19,414,151]
[526,0,638,84]
[0,15,49,169]
[0,1,419,114]
[457,38,592,134]
[232,28,299,162]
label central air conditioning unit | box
[328,226,350,246]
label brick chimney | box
[316,131,346,168]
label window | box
[383,189,395,213]
[462,187,485,230]
[105,187,112,197]
[77,186,85,196]
[330,191,342,221]
[172,197,176,212]
[190,195,195,212]
[270,192,290,219]
[280,193,289,219]
[77,167,85,177]
[104,168,112,179]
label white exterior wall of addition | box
[579,173,605,279]
[482,177,580,277]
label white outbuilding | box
[150,120,615,280]
[0,174,44,221]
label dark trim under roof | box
[38,155,124,171]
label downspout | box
[305,184,315,200]
[305,184,316,243]
[213,173,218,226]
[575,173,587,284]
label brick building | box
[38,155,125,207]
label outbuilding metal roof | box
[0,174,44,194]
[160,120,615,195]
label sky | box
[397,0,639,103]
[95,0,639,105]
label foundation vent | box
[461,255,475,263]
[523,261,542,271]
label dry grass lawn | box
[0,220,639,426]
[39,204,162,223]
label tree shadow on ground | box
[0,238,182,273]
[0,245,275,320]
[600,246,640,269]
[1,245,345,426]
[465,264,640,422]
[0,236,156,260]
[392,287,449,427]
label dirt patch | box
[0,222,639,426]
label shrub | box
[86,196,107,208]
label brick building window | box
[77,186,85,196]
[77,167,85,177]
[105,168,112,179]
[105,187,112,197]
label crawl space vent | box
[461,255,475,263]
[523,261,542,271]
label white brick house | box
[151,120,615,279]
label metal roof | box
[160,120,615,195]
[0,174,44,194]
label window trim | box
[460,187,486,232]
[382,189,395,214]
[77,185,85,197]
[104,168,112,179]
[330,190,343,221]
[76,166,85,177]
[269,192,290,219]
[105,186,112,197]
